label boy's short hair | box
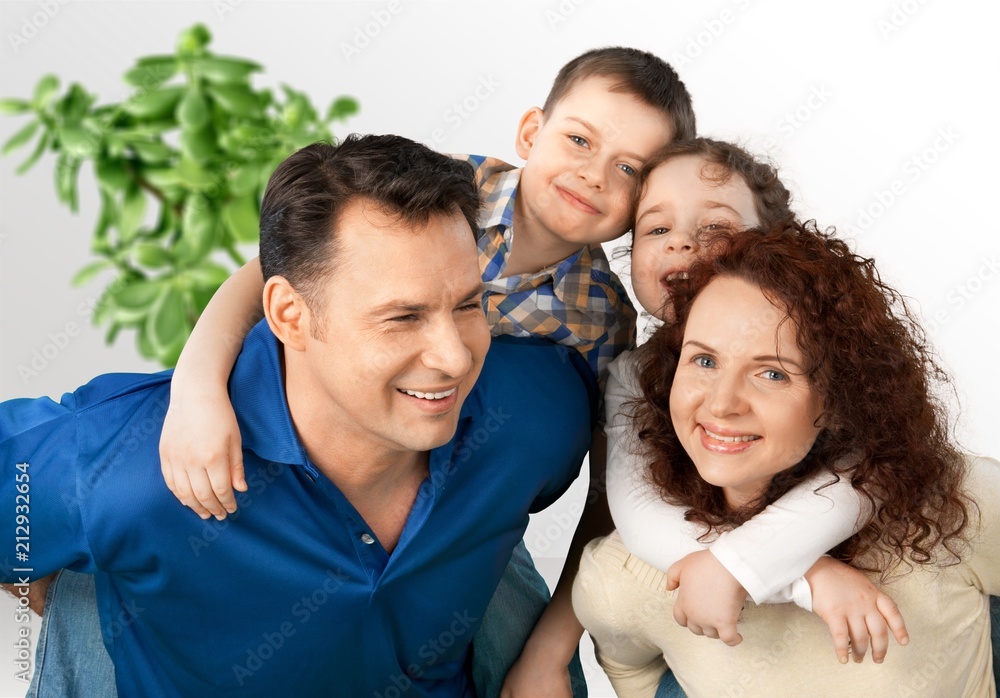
[259,134,481,309]
[543,47,696,141]
[635,138,794,230]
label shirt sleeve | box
[709,465,867,604]
[961,455,1000,595]
[1,394,94,582]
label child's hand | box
[666,550,746,646]
[804,557,909,664]
[159,390,247,520]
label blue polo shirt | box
[1,322,593,697]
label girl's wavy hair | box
[630,138,796,234]
[629,220,971,570]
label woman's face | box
[631,155,759,323]
[669,275,825,509]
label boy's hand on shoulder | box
[666,550,746,646]
[159,389,247,520]
[804,557,909,664]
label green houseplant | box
[1,24,358,366]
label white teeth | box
[400,388,456,400]
[704,428,760,443]
[664,271,690,282]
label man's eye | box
[569,135,590,148]
[390,314,419,323]
[617,163,636,176]
[458,302,482,312]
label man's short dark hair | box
[259,134,481,307]
[543,47,697,141]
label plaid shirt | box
[462,154,637,387]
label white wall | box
[1,1,997,696]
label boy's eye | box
[569,135,590,148]
[617,163,636,176]
[647,227,669,236]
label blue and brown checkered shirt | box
[463,154,637,388]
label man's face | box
[516,75,674,250]
[295,199,490,460]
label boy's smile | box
[511,76,674,271]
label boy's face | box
[631,155,759,323]
[515,76,674,253]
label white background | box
[1,1,998,696]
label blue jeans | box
[26,570,116,698]
[28,542,585,698]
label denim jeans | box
[26,569,116,698]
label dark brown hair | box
[259,134,481,310]
[543,47,696,141]
[629,220,970,570]
[632,138,795,233]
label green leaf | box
[112,278,163,323]
[140,167,181,189]
[2,120,39,156]
[176,88,210,129]
[208,84,258,117]
[56,85,93,123]
[193,56,260,84]
[71,260,112,287]
[16,130,50,174]
[55,155,82,212]
[93,191,115,244]
[147,285,188,353]
[326,96,359,122]
[175,157,217,189]
[32,75,59,108]
[119,182,147,242]
[0,98,32,115]
[221,194,259,243]
[133,242,173,268]
[130,140,174,163]
[184,261,231,289]
[230,162,262,196]
[176,194,218,263]
[124,58,177,88]
[122,86,184,120]
[58,125,99,158]
[180,125,216,161]
[177,24,212,56]
[95,159,128,193]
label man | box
[1,134,593,696]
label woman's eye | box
[569,135,590,148]
[617,163,636,176]
[760,369,788,382]
[693,355,716,369]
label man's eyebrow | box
[370,283,485,315]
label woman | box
[573,220,998,696]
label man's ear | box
[514,107,544,161]
[263,276,309,351]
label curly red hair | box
[629,220,970,569]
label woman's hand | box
[159,388,247,520]
[500,653,573,698]
[666,549,746,646]
[804,556,909,664]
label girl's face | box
[669,275,824,509]
[631,155,760,322]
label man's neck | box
[504,196,583,277]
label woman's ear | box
[514,107,544,161]
[263,276,309,352]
